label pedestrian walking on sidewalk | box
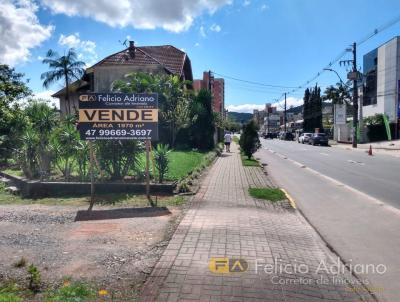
[224,131,232,152]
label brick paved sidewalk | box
[140,144,374,302]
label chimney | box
[129,41,135,58]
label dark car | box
[264,132,277,139]
[309,133,329,146]
[281,132,294,141]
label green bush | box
[46,282,95,302]
[27,264,41,292]
[0,292,21,302]
[239,120,261,159]
[154,144,170,183]
[96,140,143,181]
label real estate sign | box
[78,93,158,140]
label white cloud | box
[58,33,97,65]
[243,0,251,7]
[273,97,303,109]
[260,4,269,11]
[227,98,303,113]
[210,23,221,32]
[33,89,59,108]
[0,0,53,66]
[199,25,206,37]
[226,104,264,113]
[41,0,232,33]
[194,42,200,47]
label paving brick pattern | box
[140,144,374,302]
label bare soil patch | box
[0,201,186,300]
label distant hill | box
[287,105,303,114]
[227,112,252,124]
[286,102,332,115]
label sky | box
[1,0,400,112]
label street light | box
[323,68,349,87]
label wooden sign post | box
[88,141,95,211]
[145,140,150,201]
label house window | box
[363,69,377,106]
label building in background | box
[362,36,400,139]
[263,103,280,133]
[193,71,225,115]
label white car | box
[298,133,312,144]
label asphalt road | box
[256,138,400,302]
[260,139,400,209]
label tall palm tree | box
[41,48,85,115]
[323,83,351,105]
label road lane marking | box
[320,152,329,156]
[263,147,400,216]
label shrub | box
[27,264,41,292]
[50,123,80,181]
[16,128,40,179]
[177,181,190,193]
[96,140,143,181]
[239,120,261,159]
[154,144,170,183]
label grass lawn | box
[241,154,260,167]
[248,187,286,202]
[167,150,207,180]
[1,168,23,177]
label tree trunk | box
[65,73,70,115]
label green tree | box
[0,65,31,163]
[239,120,261,159]
[50,122,80,181]
[323,83,351,105]
[189,89,215,150]
[40,48,85,115]
[303,85,323,132]
[113,72,192,147]
[24,100,58,177]
[16,128,40,179]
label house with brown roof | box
[53,41,193,115]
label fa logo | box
[79,95,96,102]
[209,258,248,274]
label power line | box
[213,72,297,89]
[357,14,400,46]
[281,14,400,101]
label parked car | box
[280,132,294,141]
[309,133,329,146]
[298,133,312,144]
[264,132,277,139]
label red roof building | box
[53,41,193,115]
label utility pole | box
[352,42,358,148]
[284,93,287,132]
